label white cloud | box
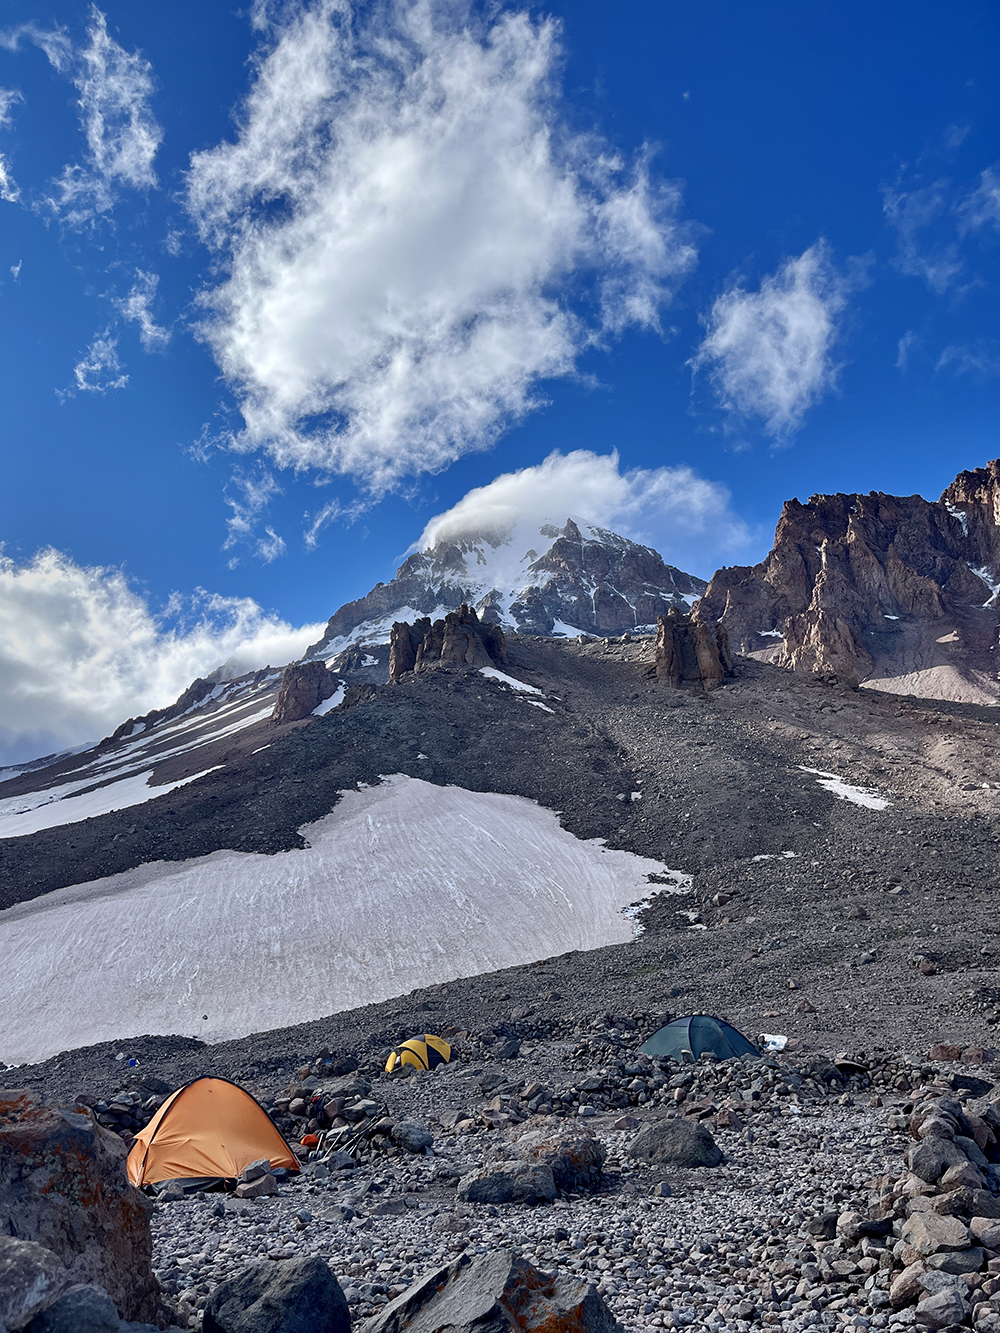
[416,448,752,576]
[223,468,288,563]
[0,87,22,201]
[936,341,1000,381]
[692,241,854,437]
[4,7,162,223]
[0,155,18,203]
[896,330,920,372]
[186,0,696,495]
[881,179,964,293]
[69,328,128,394]
[0,548,324,765]
[0,86,22,129]
[116,270,170,350]
[960,165,1000,233]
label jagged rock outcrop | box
[389,606,507,682]
[699,461,1000,700]
[271,662,340,724]
[307,519,705,656]
[654,609,733,690]
[0,1089,159,1324]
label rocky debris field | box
[9,1012,1000,1333]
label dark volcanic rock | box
[271,662,340,724]
[0,1235,71,1332]
[0,1089,158,1324]
[358,1249,623,1333]
[627,1116,723,1168]
[698,459,1000,700]
[28,1283,121,1333]
[202,1256,350,1333]
[456,1160,557,1205]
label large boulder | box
[628,1117,723,1169]
[390,1120,433,1154]
[0,1090,158,1324]
[901,1212,972,1257]
[271,662,340,724]
[358,1249,623,1333]
[202,1256,350,1333]
[516,1128,607,1192]
[28,1283,120,1333]
[456,1161,556,1205]
[906,1138,969,1184]
[0,1236,71,1332]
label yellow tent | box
[127,1076,299,1187]
[385,1033,451,1073]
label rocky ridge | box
[698,460,1000,703]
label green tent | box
[638,1014,758,1062]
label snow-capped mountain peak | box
[307,517,706,657]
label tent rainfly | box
[385,1033,451,1073]
[127,1076,299,1188]
[638,1015,758,1063]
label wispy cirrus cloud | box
[881,178,965,294]
[66,328,127,395]
[2,7,161,224]
[223,468,288,565]
[186,0,697,497]
[691,241,859,438]
[936,340,1000,381]
[116,270,170,350]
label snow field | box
[0,775,689,1066]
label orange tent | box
[127,1076,299,1187]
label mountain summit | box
[306,518,706,658]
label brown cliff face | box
[698,462,1000,700]
[389,606,507,682]
[655,610,733,691]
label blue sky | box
[2,0,1000,760]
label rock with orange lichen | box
[0,1088,159,1324]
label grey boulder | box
[0,1237,70,1332]
[628,1117,723,1168]
[456,1160,556,1205]
[202,1257,350,1333]
[390,1120,433,1154]
[906,1138,969,1184]
[358,1249,622,1333]
[914,1287,969,1329]
[27,1284,119,1333]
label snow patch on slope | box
[479,667,545,696]
[798,766,889,811]
[0,776,690,1065]
[0,766,224,838]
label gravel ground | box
[142,1039,953,1333]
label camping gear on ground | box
[384,1033,451,1073]
[761,1032,788,1052]
[638,1014,758,1062]
[126,1076,299,1189]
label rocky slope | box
[698,460,1000,703]
[307,518,706,656]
